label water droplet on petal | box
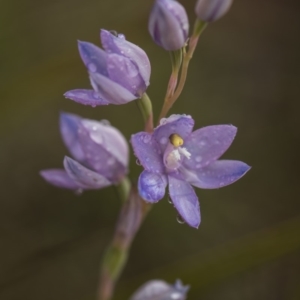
[195,156,202,162]
[74,188,83,196]
[176,214,185,224]
[160,137,168,145]
[100,119,111,126]
[136,159,141,166]
[168,196,173,204]
[117,33,126,39]
[143,134,151,143]
[88,63,97,73]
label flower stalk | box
[98,185,151,300]
[137,93,154,133]
[158,20,207,122]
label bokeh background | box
[1,0,300,299]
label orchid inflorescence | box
[40,0,249,299]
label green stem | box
[115,176,131,203]
[98,185,151,300]
[158,19,207,122]
[137,93,154,132]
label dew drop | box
[167,196,173,204]
[160,137,168,145]
[195,156,202,162]
[143,134,151,143]
[100,119,111,126]
[136,159,141,166]
[88,63,97,73]
[74,188,83,196]
[176,214,185,224]
[109,30,118,36]
[117,33,126,39]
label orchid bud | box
[148,0,189,51]
[41,113,129,191]
[195,0,233,22]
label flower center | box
[164,134,191,171]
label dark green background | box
[1,0,300,299]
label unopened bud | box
[149,0,189,51]
[195,0,233,22]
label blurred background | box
[1,0,300,299]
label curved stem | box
[137,93,154,133]
[158,20,207,122]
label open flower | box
[65,30,151,107]
[131,115,250,228]
[40,112,129,191]
[149,0,189,51]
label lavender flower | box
[195,0,233,22]
[131,114,250,228]
[149,0,189,51]
[65,30,151,107]
[130,279,189,300]
[40,112,129,191]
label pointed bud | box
[195,0,233,22]
[148,0,189,51]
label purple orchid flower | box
[131,114,250,228]
[149,0,189,51]
[64,30,151,107]
[40,112,129,191]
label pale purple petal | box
[77,41,108,76]
[183,125,237,170]
[131,132,164,173]
[100,30,151,86]
[64,89,110,106]
[149,0,189,50]
[59,112,85,162]
[189,160,251,189]
[169,175,200,228]
[63,156,111,189]
[130,279,189,300]
[153,115,194,151]
[78,123,127,183]
[138,170,167,203]
[107,53,146,96]
[80,118,129,168]
[89,72,137,105]
[40,169,80,190]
